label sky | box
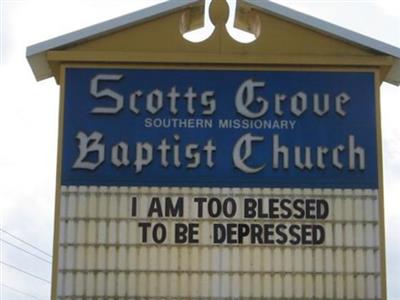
[0,0,399,299]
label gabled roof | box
[27,0,400,86]
[26,0,202,81]
[240,0,400,85]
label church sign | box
[27,0,400,299]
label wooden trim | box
[375,69,387,300]
[51,66,66,300]
[51,61,385,83]
[62,62,380,72]
[46,50,394,67]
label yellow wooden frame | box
[49,1,390,298]
[51,62,387,299]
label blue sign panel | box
[62,68,377,188]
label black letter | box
[148,197,163,217]
[288,225,301,245]
[131,197,137,217]
[152,223,167,244]
[293,199,305,218]
[194,197,207,217]
[138,222,151,243]
[280,199,292,219]
[313,225,325,244]
[237,224,250,243]
[175,223,188,244]
[316,199,329,219]
[188,223,199,243]
[223,198,237,218]
[166,197,184,217]
[276,224,288,244]
[244,198,257,218]
[208,197,222,218]
[213,224,226,243]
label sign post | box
[27,0,400,299]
